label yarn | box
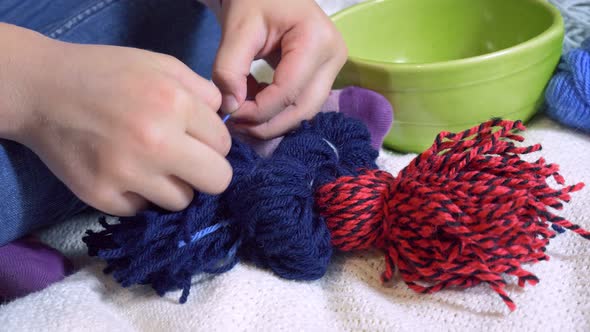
[549,0,590,53]
[316,119,589,311]
[227,113,377,279]
[545,37,590,133]
[85,112,587,310]
[84,186,240,303]
[83,112,378,303]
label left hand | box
[212,0,348,139]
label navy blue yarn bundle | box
[545,37,590,133]
[83,112,378,303]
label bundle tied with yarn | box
[545,0,590,133]
[84,112,589,310]
[545,37,590,133]
[548,0,590,54]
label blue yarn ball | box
[83,112,379,302]
[545,37,590,133]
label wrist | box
[0,23,56,143]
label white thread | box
[308,139,339,188]
[322,139,339,160]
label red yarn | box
[316,119,589,311]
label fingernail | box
[222,95,239,114]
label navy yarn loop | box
[545,37,590,133]
[276,111,378,173]
[83,112,378,302]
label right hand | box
[16,37,232,216]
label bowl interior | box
[333,0,557,64]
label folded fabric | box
[0,236,72,302]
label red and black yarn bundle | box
[316,119,589,311]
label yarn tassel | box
[84,193,240,303]
[316,119,588,311]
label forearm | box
[0,23,52,141]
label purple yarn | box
[545,37,590,133]
[83,112,378,303]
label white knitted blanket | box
[1,1,589,331]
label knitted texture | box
[545,38,590,133]
[316,119,589,311]
[83,112,378,303]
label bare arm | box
[0,23,50,141]
[0,22,232,216]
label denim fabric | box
[0,0,221,245]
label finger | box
[132,175,195,212]
[236,59,338,140]
[186,99,232,156]
[167,135,233,195]
[155,54,222,110]
[230,27,326,124]
[213,19,266,114]
[105,191,149,217]
[178,74,221,111]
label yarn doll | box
[85,110,589,311]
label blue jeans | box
[0,0,221,245]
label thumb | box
[213,19,265,114]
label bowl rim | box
[330,0,564,71]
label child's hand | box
[213,0,348,139]
[19,39,232,216]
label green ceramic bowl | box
[331,0,564,153]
